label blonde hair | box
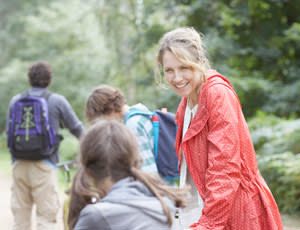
[155,27,211,85]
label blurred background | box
[0,0,300,228]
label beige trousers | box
[11,160,60,230]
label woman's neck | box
[188,90,200,109]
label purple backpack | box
[7,91,58,160]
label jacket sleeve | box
[191,84,242,230]
[55,95,84,138]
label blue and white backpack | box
[7,90,59,160]
[125,109,179,181]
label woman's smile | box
[175,81,189,89]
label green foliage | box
[230,75,272,117]
[263,81,300,116]
[0,0,110,131]
[88,0,189,111]
[285,23,300,42]
[58,129,80,162]
[0,60,29,129]
[248,111,283,151]
[185,0,300,118]
[56,128,80,196]
[257,152,300,214]
[249,112,300,155]
[249,113,300,214]
[21,0,110,116]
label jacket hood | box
[100,177,175,223]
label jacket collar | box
[175,70,236,145]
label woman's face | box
[162,50,202,106]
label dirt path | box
[0,170,65,230]
[0,170,13,230]
[282,214,300,230]
[1,170,300,229]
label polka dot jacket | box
[174,70,283,230]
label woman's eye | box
[181,66,189,70]
[165,69,173,73]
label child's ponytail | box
[68,167,98,230]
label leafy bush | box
[249,112,300,214]
[0,0,109,132]
[58,129,80,163]
[257,152,300,214]
[263,81,300,117]
[0,132,7,149]
[230,75,272,118]
[56,129,80,195]
[249,111,300,155]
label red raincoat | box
[175,70,283,230]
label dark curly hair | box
[28,61,52,88]
[85,85,127,124]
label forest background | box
[0,0,300,217]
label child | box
[68,120,187,230]
[85,85,159,175]
[85,85,178,185]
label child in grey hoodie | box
[68,120,187,230]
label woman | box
[156,27,283,229]
[68,120,187,230]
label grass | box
[0,148,12,176]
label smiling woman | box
[156,28,210,109]
[155,27,283,230]
[162,50,203,108]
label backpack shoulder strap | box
[152,112,159,159]
[20,90,30,99]
[124,108,153,123]
[41,90,52,102]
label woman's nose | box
[173,70,181,82]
